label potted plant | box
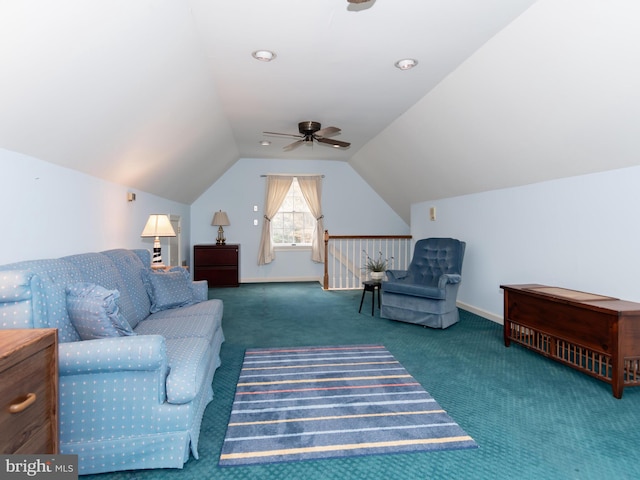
[363,251,392,281]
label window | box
[271,177,315,246]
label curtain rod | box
[260,174,325,178]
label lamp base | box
[152,237,164,264]
[216,226,226,245]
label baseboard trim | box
[457,301,503,325]
[241,277,323,284]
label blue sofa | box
[0,249,224,475]
[381,238,465,329]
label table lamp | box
[141,214,176,265]
[212,210,230,245]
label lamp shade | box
[141,214,176,238]
[211,210,230,226]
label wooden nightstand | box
[0,329,59,454]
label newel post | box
[323,230,329,290]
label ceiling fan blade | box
[283,139,306,151]
[263,131,303,139]
[316,137,351,148]
[315,126,341,138]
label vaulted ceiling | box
[1,0,639,223]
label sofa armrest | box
[58,335,168,403]
[168,267,208,302]
[191,280,208,302]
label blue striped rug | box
[218,345,477,466]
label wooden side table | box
[0,329,59,453]
[359,280,382,316]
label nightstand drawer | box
[0,329,58,454]
[194,246,238,265]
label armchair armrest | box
[438,274,462,289]
[58,335,168,403]
[386,269,409,281]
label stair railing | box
[323,230,412,290]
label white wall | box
[412,165,640,322]
[0,148,191,265]
[191,157,409,283]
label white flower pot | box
[370,271,385,281]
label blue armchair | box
[381,238,466,329]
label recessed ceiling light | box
[260,140,271,146]
[252,50,276,62]
[394,58,418,70]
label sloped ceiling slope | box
[2,1,637,218]
[351,0,640,222]
[0,1,238,204]
[0,0,536,207]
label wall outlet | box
[429,206,436,221]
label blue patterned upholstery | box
[381,238,465,329]
[143,269,197,312]
[66,283,136,339]
[0,249,224,475]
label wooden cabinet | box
[502,284,640,398]
[194,244,240,287]
[0,329,58,453]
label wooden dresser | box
[0,329,59,453]
[194,244,240,287]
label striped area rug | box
[218,345,477,466]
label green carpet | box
[86,282,640,480]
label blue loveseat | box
[0,249,224,475]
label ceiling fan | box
[263,121,351,151]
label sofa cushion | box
[382,278,446,300]
[101,249,152,328]
[66,283,136,340]
[143,269,196,313]
[134,300,223,344]
[62,252,139,331]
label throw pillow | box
[66,283,136,340]
[143,269,195,313]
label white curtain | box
[257,175,293,265]
[298,175,325,263]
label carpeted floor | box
[86,282,640,480]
